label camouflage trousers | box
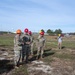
[30,43,34,55]
[37,46,44,58]
[14,48,22,65]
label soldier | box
[57,34,62,49]
[28,31,34,56]
[22,28,31,63]
[14,29,23,68]
[36,31,45,59]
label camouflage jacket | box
[14,34,23,50]
[14,34,22,46]
[37,35,45,47]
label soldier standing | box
[36,31,45,59]
[14,29,23,68]
[22,28,31,63]
[28,31,34,56]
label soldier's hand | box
[26,42,30,44]
[22,42,24,45]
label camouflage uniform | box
[14,34,22,66]
[37,35,45,59]
[21,33,31,63]
[30,35,34,55]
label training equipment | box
[16,29,21,34]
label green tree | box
[41,29,45,33]
[47,29,54,35]
[54,29,62,34]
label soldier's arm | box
[16,36,22,46]
[43,38,46,48]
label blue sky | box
[0,0,75,33]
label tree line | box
[41,29,62,35]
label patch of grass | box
[54,53,74,60]
[12,65,28,75]
[46,41,57,49]
[43,50,55,64]
[0,35,14,46]
[43,56,54,64]
[63,41,75,49]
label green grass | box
[12,65,28,75]
[0,35,14,46]
[62,41,75,49]
[43,56,54,64]
[46,41,57,49]
[54,53,74,60]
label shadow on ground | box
[61,46,65,49]
[0,60,14,74]
[29,49,55,61]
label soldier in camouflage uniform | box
[21,28,31,63]
[28,31,34,56]
[14,29,23,68]
[36,31,45,59]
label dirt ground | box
[0,47,75,75]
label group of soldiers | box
[14,28,45,68]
